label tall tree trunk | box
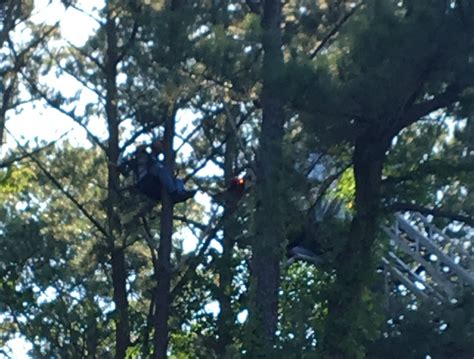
[215,113,238,356]
[152,0,185,356]
[322,132,389,359]
[0,111,5,150]
[153,110,175,359]
[1,74,14,150]
[249,0,285,355]
[104,4,130,358]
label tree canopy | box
[1,0,473,358]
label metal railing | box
[381,213,474,303]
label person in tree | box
[118,139,196,203]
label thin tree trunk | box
[104,3,130,358]
[322,133,389,359]
[249,0,285,355]
[152,0,185,355]
[1,75,14,150]
[153,111,175,359]
[110,248,129,359]
[0,111,5,150]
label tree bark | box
[152,0,185,355]
[215,113,238,356]
[322,132,389,359]
[249,0,285,355]
[153,111,175,359]
[0,110,5,150]
[104,3,130,358]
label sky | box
[2,1,223,357]
[4,1,103,147]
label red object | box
[230,177,245,188]
[229,177,246,200]
[215,177,246,204]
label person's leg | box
[137,175,162,201]
[149,163,176,194]
[175,178,185,193]
[149,162,196,203]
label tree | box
[367,290,474,359]
[244,0,286,356]
[1,0,473,357]
[290,1,474,357]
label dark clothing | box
[136,168,186,201]
[118,148,195,203]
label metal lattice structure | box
[382,213,474,304]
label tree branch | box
[171,211,223,299]
[116,19,139,65]
[385,202,474,227]
[51,54,106,101]
[173,215,208,231]
[183,112,249,182]
[19,70,107,152]
[67,40,105,72]
[5,128,109,237]
[0,130,70,168]
[382,158,474,186]
[309,2,363,60]
[307,161,352,216]
[395,85,461,135]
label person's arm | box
[117,153,133,176]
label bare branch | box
[173,215,208,231]
[183,111,249,182]
[0,130,70,168]
[67,40,105,72]
[309,2,363,60]
[69,3,104,26]
[307,161,352,216]
[171,211,223,299]
[52,55,106,101]
[396,85,461,135]
[19,70,107,152]
[221,98,258,176]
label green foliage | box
[368,290,474,359]
[334,167,355,210]
[1,0,473,358]
[0,164,35,197]
[277,263,331,358]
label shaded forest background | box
[1,0,473,358]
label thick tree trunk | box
[249,0,285,355]
[322,133,389,359]
[153,112,175,359]
[215,115,238,356]
[104,4,130,358]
